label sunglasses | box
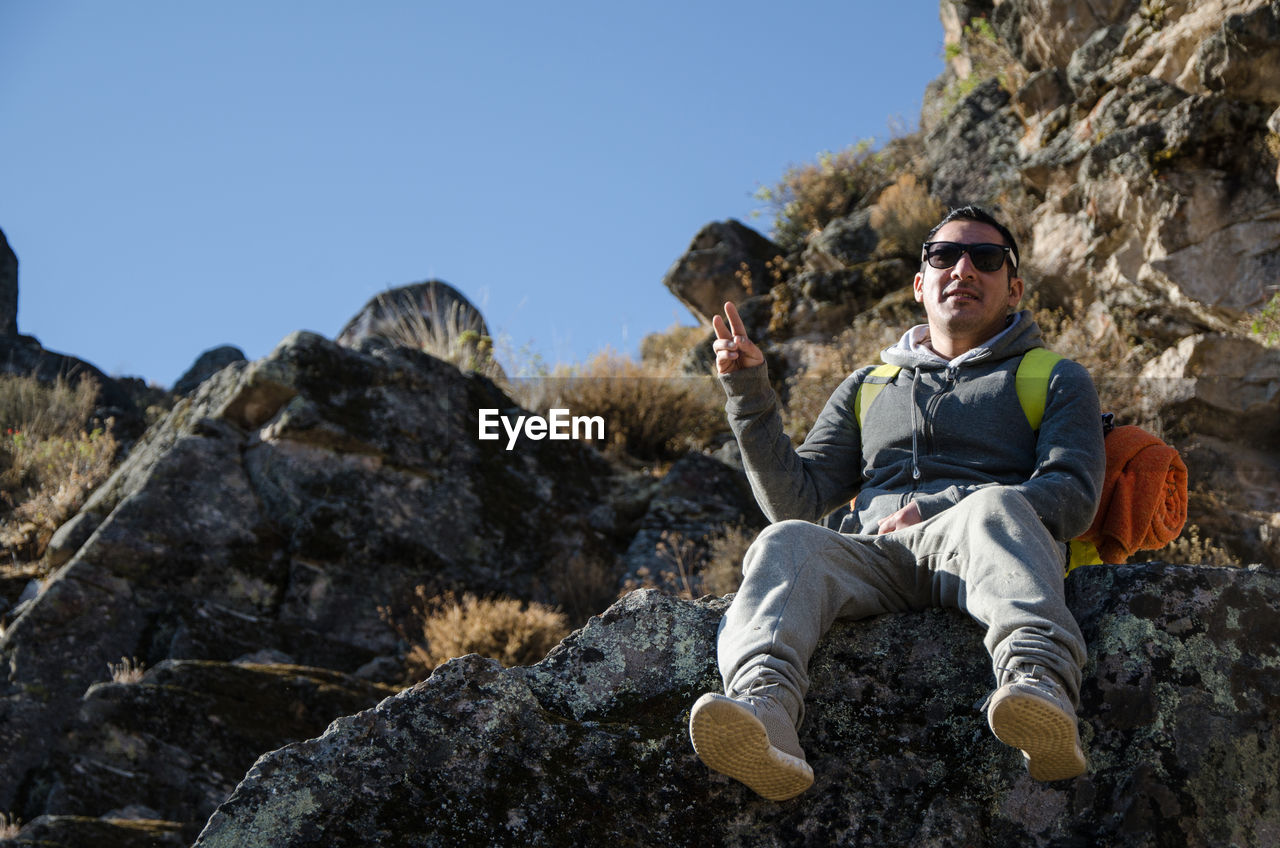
[922,241,1016,273]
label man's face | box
[912,219,1024,356]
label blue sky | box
[2,2,945,388]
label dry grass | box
[700,525,757,596]
[870,174,946,260]
[388,589,570,679]
[108,656,147,684]
[529,351,724,462]
[0,373,99,440]
[1,812,20,839]
[1131,524,1240,567]
[755,139,882,251]
[371,287,503,380]
[1,374,119,565]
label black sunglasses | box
[922,241,1015,273]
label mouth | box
[944,288,981,303]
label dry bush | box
[755,140,882,251]
[390,589,570,679]
[108,656,147,684]
[534,351,724,462]
[0,373,99,440]
[1,812,20,839]
[372,288,503,380]
[639,323,709,369]
[1131,524,1240,567]
[701,525,758,596]
[1,375,120,565]
[870,174,946,259]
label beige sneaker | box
[986,662,1087,781]
[689,691,814,801]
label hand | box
[876,501,922,534]
[711,301,765,375]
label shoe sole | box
[989,691,1086,781]
[689,694,814,801]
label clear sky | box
[2,2,945,388]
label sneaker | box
[986,662,1087,781]
[689,690,814,801]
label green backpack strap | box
[854,364,902,429]
[1015,347,1063,432]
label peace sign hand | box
[711,301,764,375]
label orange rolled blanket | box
[1079,425,1188,564]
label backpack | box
[852,348,1105,572]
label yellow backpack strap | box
[1015,348,1063,432]
[1067,539,1103,573]
[854,364,902,429]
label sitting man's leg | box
[911,487,1088,781]
[690,519,907,800]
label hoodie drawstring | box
[910,368,922,481]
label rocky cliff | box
[191,564,1280,848]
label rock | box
[1066,24,1129,105]
[172,345,246,395]
[43,511,102,570]
[0,330,617,832]
[1,227,17,336]
[335,280,489,351]
[1140,333,1280,446]
[1196,1,1280,105]
[924,78,1024,210]
[617,451,765,593]
[27,660,395,828]
[662,220,785,326]
[194,564,1280,847]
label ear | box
[913,271,925,303]
[1007,275,1024,308]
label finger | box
[724,301,748,338]
[712,314,732,341]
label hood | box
[880,309,1044,370]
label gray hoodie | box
[720,309,1105,540]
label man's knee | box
[742,519,839,578]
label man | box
[688,205,1105,801]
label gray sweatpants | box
[718,488,1086,725]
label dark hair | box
[924,205,1019,274]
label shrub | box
[389,589,570,679]
[533,351,724,462]
[372,289,503,380]
[870,174,946,260]
[1,812,20,839]
[0,374,119,565]
[108,656,147,684]
[0,373,99,440]
[1,426,118,562]
[754,140,880,251]
[541,552,621,624]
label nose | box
[951,251,978,279]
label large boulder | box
[1,227,17,337]
[662,220,785,326]
[172,344,246,395]
[0,331,619,835]
[193,564,1280,847]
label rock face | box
[662,220,785,326]
[193,564,1280,848]
[0,331,621,840]
[172,344,247,395]
[1,228,17,337]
